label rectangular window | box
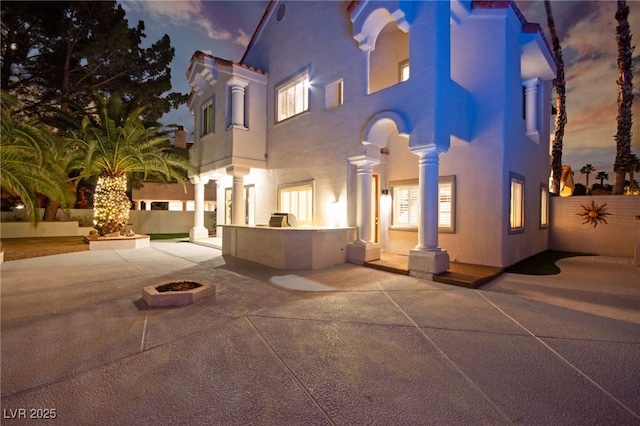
[277,70,309,122]
[392,185,420,227]
[540,184,549,229]
[325,79,343,110]
[510,173,525,233]
[400,60,410,82]
[279,182,313,226]
[201,99,214,136]
[438,176,455,233]
[391,177,456,232]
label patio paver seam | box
[364,269,514,424]
[245,315,337,426]
[476,290,640,421]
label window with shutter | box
[509,173,525,233]
[279,182,313,225]
[391,176,456,232]
[277,70,309,122]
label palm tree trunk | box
[545,0,566,195]
[43,199,60,221]
[94,175,131,236]
[612,0,634,195]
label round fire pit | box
[142,281,216,307]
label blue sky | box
[119,0,639,185]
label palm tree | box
[595,171,609,187]
[0,92,73,224]
[580,164,596,194]
[612,0,634,195]
[545,0,567,195]
[626,153,639,192]
[70,93,196,236]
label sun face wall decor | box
[577,200,612,228]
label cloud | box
[124,0,246,46]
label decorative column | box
[408,147,449,279]
[189,175,210,241]
[144,201,152,211]
[227,77,249,130]
[226,166,250,225]
[347,154,380,264]
[523,78,539,142]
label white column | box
[356,162,374,243]
[134,200,142,210]
[408,147,449,278]
[523,77,539,142]
[189,175,210,241]
[415,149,441,251]
[228,77,249,130]
[347,155,380,264]
[144,201,152,211]
[226,166,250,225]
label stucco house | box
[186,0,557,278]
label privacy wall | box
[549,195,639,258]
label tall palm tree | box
[580,164,596,194]
[612,0,634,195]
[595,171,609,187]
[545,0,567,195]
[0,92,73,224]
[70,93,196,236]
[626,153,639,192]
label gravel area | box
[1,236,89,261]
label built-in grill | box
[268,213,297,227]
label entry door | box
[373,174,380,243]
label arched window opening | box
[369,22,409,94]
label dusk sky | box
[120,0,640,186]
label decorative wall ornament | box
[577,200,611,228]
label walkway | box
[1,240,639,424]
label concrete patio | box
[1,240,639,424]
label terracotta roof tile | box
[188,50,267,78]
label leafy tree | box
[544,1,567,195]
[1,1,185,122]
[580,164,596,194]
[612,0,634,195]
[69,93,196,236]
[0,92,73,224]
[595,171,609,186]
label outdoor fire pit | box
[142,281,216,307]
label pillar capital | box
[227,76,250,89]
[348,154,380,168]
[189,175,210,186]
[225,165,250,177]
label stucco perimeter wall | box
[128,211,215,235]
[549,196,639,257]
[0,221,92,238]
[1,210,215,237]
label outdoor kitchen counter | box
[221,225,357,270]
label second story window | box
[400,60,410,82]
[277,70,309,122]
[201,98,214,136]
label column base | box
[347,241,381,265]
[408,249,450,280]
[189,227,209,242]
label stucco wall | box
[1,209,215,237]
[549,196,640,257]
